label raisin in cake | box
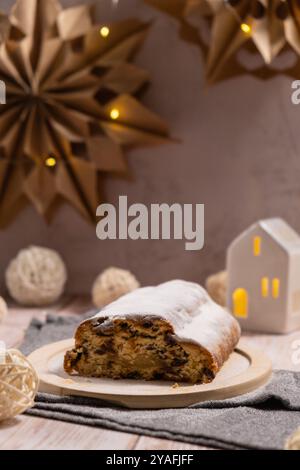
[64,280,240,383]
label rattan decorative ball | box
[0,297,8,323]
[205,270,228,307]
[0,349,39,422]
[285,427,300,450]
[92,267,140,308]
[5,246,67,306]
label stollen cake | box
[64,280,241,383]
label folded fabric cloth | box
[22,314,300,450]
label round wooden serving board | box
[28,339,272,409]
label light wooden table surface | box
[1,296,299,450]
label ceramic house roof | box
[232,218,300,254]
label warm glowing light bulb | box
[100,26,110,38]
[45,157,57,168]
[110,108,120,120]
[240,23,251,34]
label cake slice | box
[64,280,241,383]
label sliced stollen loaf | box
[64,280,241,383]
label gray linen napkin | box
[21,314,300,450]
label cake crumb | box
[172,382,180,389]
[64,378,75,384]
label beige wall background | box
[1,0,300,295]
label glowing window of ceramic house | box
[272,278,280,299]
[233,288,248,318]
[261,277,269,297]
[253,236,261,256]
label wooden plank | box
[0,295,93,348]
[0,415,138,450]
[242,331,300,371]
[55,295,93,317]
[134,436,212,450]
[1,296,72,348]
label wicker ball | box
[0,349,39,422]
[285,428,300,450]
[0,297,8,323]
[5,246,67,306]
[92,267,140,308]
[205,270,228,307]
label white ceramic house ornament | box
[227,218,300,334]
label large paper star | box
[146,0,300,83]
[0,0,170,227]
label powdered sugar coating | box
[91,280,241,366]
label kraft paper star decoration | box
[0,0,170,227]
[145,0,300,83]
